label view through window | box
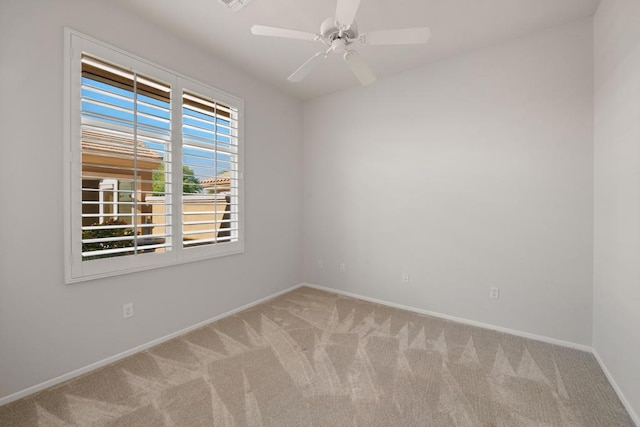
[66,30,243,282]
[81,55,172,260]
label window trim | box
[64,28,244,284]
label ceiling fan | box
[250,0,431,86]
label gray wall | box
[303,20,594,346]
[3,1,639,419]
[593,0,640,420]
[0,0,303,399]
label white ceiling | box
[114,0,600,100]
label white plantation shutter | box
[80,55,172,260]
[182,91,240,247]
[65,30,243,283]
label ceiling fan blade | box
[361,27,431,45]
[288,52,327,82]
[335,0,362,28]
[344,51,376,86]
[251,25,318,41]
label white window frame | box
[64,28,244,283]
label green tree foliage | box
[182,167,202,194]
[82,218,134,260]
[152,164,203,195]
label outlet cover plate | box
[123,303,134,318]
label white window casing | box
[64,28,244,283]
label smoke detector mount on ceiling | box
[218,0,253,12]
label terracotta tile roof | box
[82,129,163,161]
[201,171,231,186]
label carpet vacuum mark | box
[0,287,633,426]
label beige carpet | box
[0,286,633,426]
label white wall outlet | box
[490,287,500,300]
[402,273,409,284]
[317,259,324,268]
[123,303,134,318]
[339,263,346,272]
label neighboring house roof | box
[201,171,231,187]
[82,129,163,161]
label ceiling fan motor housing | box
[321,17,358,42]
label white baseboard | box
[0,283,304,407]
[302,283,593,352]
[592,349,640,426]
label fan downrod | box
[320,17,358,43]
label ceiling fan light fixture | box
[331,39,348,54]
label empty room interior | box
[0,0,639,425]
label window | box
[181,92,240,247]
[64,29,243,282]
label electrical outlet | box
[402,273,409,284]
[339,263,346,272]
[317,259,324,268]
[490,287,500,300]
[123,303,134,318]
